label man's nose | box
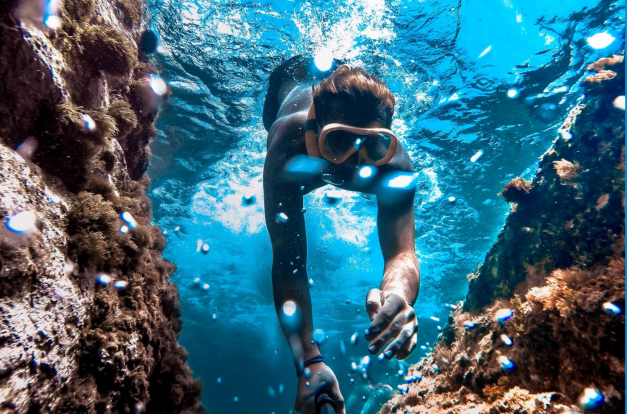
[357,150,368,166]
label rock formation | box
[380,55,625,414]
[0,0,203,412]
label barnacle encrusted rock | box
[0,1,203,412]
[380,54,625,414]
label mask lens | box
[323,129,395,163]
[362,132,393,161]
[324,130,359,160]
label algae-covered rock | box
[466,54,625,311]
[0,1,203,412]
[379,54,625,414]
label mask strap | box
[305,104,321,157]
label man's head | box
[311,65,395,129]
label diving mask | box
[305,104,398,166]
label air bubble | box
[97,274,112,285]
[6,211,36,233]
[495,308,514,323]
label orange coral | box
[586,54,625,72]
[499,177,532,203]
[584,70,618,84]
[553,159,580,184]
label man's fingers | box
[365,289,383,321]
[367,311,408,354]
[329,387,346,414]
[384,320,417,360]
[365,293,406,341]
[396,324,419,360]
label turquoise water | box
[145,0,624,412]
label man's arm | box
[377,195,420,305]
[365,151,420,361]
[263,117,320,368]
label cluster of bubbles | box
[96,274,129,290]
[120,212,137,234]
[192,277,210,291]
[403,372,423,384]
[267,383,284,397]
[350,355,371,374]
[196,239,210,254]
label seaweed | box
[78,24,138,76]
[108,99,139,143]
[67,192,138,271]
[62,0,96,21]
[498,177,532,203]
[0,0,202,411]
[32,101,115,192]
[115,0,143,29]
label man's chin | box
[322,164,358,186]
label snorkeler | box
[263,56,420,414]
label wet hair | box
[312,65,395,129]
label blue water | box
[145,0,624,412]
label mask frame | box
[305,104,398,166]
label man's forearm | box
[380,252,420,305]
[272,261,320,369]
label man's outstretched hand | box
[365,289,418,360]
[295,362,345,414]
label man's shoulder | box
[267,110,308,150]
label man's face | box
[318,116,387,184]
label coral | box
[586,54,624,72]
[552,159,580,183]
[583,55,625,90]
[584,70,617,84]
[379,54,625,414]
[498,177,532,203]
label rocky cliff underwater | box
[0,0,203,412]
[379,55,625,414]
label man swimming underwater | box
[262,56,420,414]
